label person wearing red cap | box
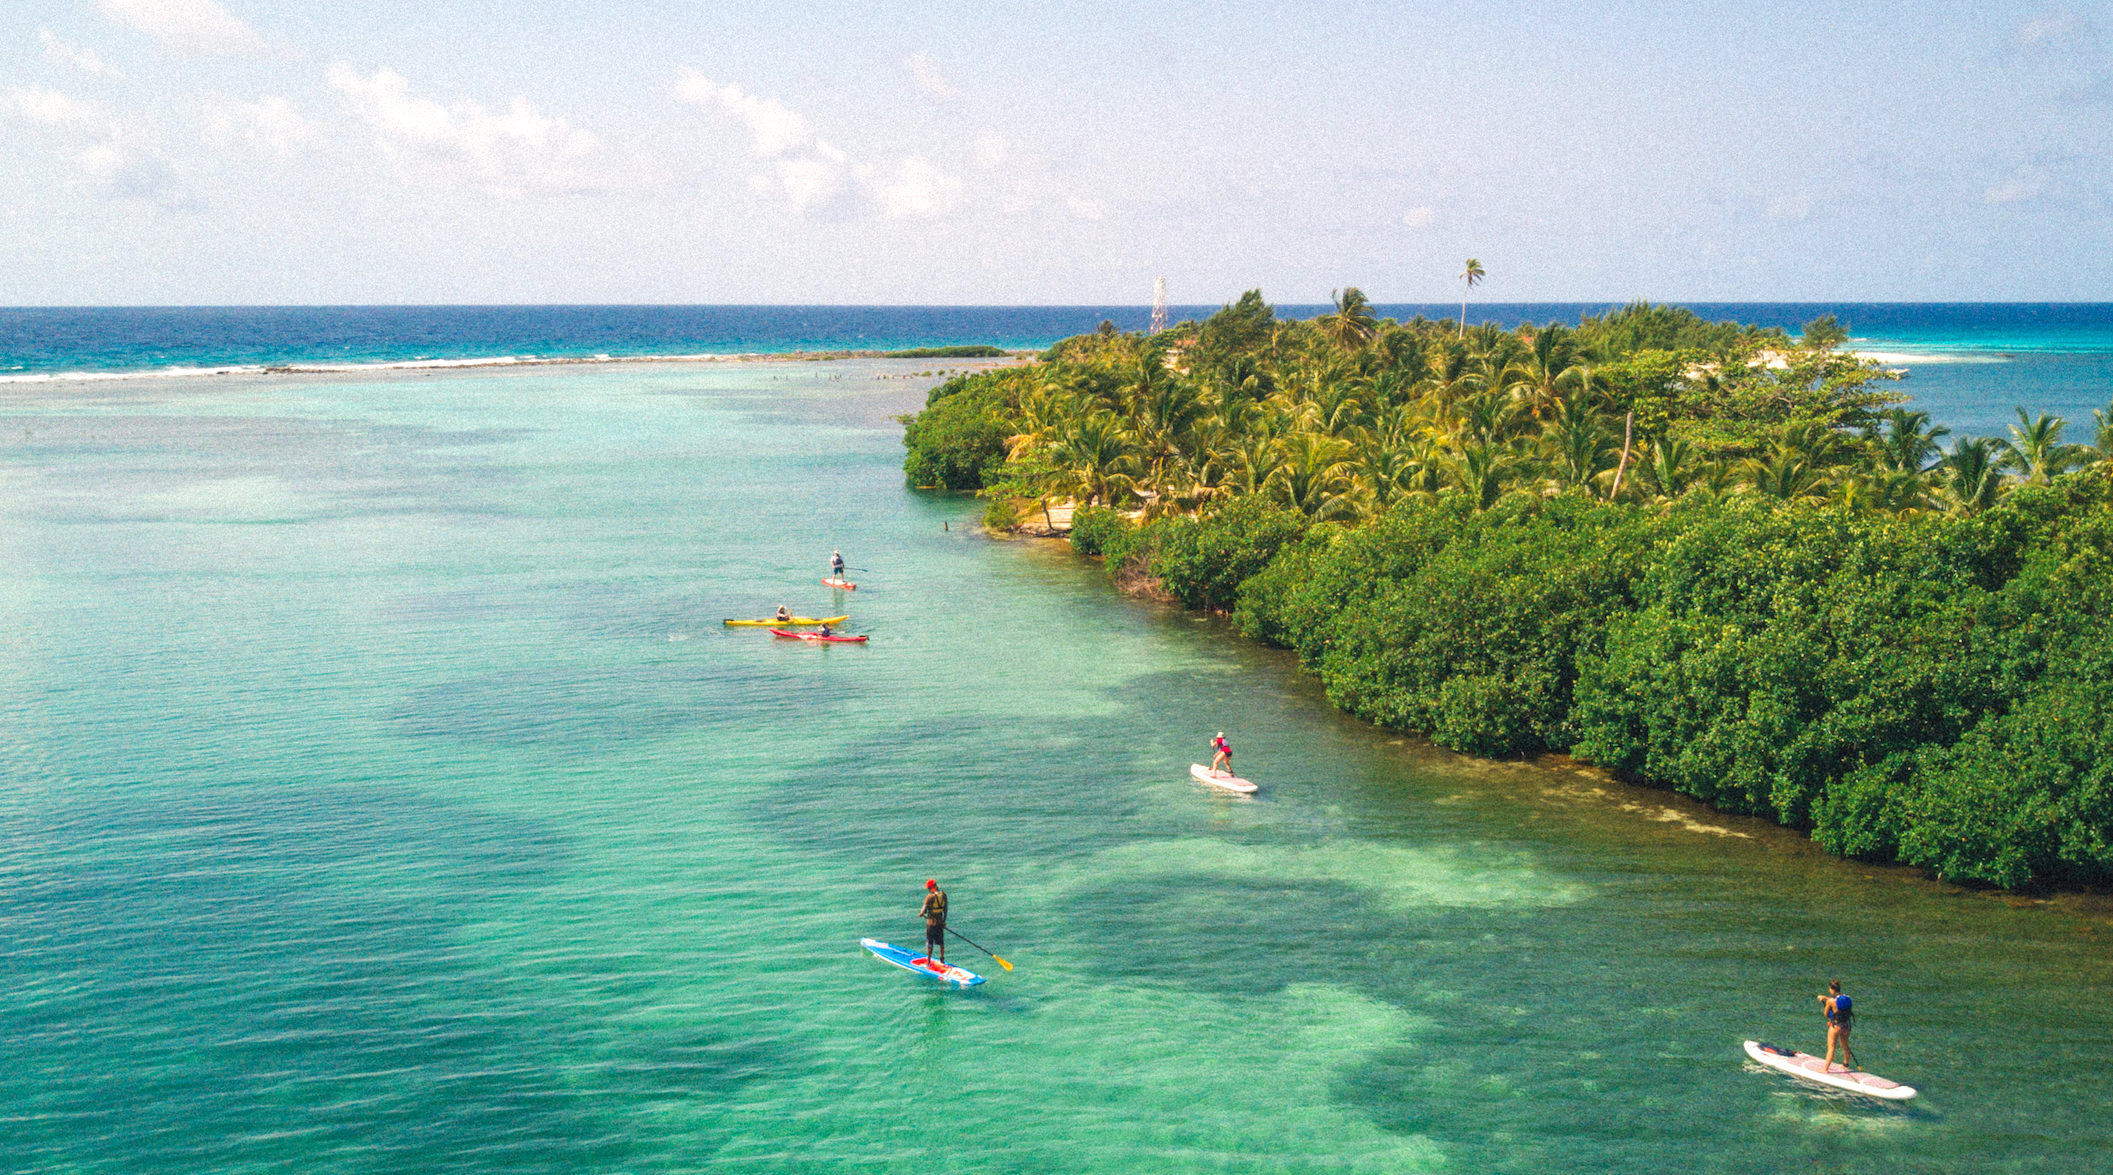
[919,879,949,964]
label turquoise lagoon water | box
[1,360,2110,1174]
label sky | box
[1,0,2109,304]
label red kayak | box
[822,577,857,590]
[772,628,868,643]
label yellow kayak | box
[723,615,848,627]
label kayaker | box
[830,550,846,581]
[816,623,834,637]
[920,879,948,963]
[1817,980,1856,1072]
[1210,731,1233,775]
[774,605,791,621]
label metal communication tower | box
[1149,276,1168,335]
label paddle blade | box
[994,956,1013,971]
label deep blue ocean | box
[3,303,2110,437]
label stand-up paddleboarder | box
[1818,980,1856,1072]
[920,879,948,964]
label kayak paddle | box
[946,928,1013,971]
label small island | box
[902,290,2113,892]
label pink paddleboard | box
[1743,1040,1916,1100]
[1190,763,1257,794]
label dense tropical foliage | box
[900,292,2113,890]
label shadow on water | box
[0,784,789,1173]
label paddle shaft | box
[946,927,1012,970]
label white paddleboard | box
[861,937,985,986]
[1191,763,1257,793]
[1743,1040,1916,1100]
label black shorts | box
[925,922,945,947]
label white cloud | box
[972,133,1009,169]
[673,69,814,156]
[859,157,963,219]
[2016,12,2088,48]
[3,84,192,207]
[5,86,105,130]
[677,68,962,220]
[1066,195,1109,220]
[1985,172,2047,203]
[775,157,847,212]
[40,29,122,78]
[98,0,265,54]
[203,95,313,158]
[329,64,605,196]
[1402,206,1435,228]
[906,53,960,99]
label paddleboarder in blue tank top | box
[831,550,846,581]
[1818,980,1856,1072]
[920,879,948,964]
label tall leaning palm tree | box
[1457,259,1485,334]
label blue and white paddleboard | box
[861,937,986,986]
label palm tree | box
[1446,441,1520,511]
[1223,431,1287,498]
[1539,395,1617,496]
[1447,389,1525,449]
[1743,449,1830,502]
[1997,409,2085,486]
[1838,468,1933,514]
[1457,259,1485,334]
[1638,436,1703,502]
[2092,400,2113,462]
[1777,419,1853,471]
[1504,324,1592,416]
[1268,433,1358,518]
[1866,407,1950,475]
[1047,412,1141,507]
[1362,431,1448,512]
[1938,437,2005,513]
[1126,358,1205,494]
[1319,287,1379,350]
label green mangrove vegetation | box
[899,291,2113,890]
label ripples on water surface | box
[0,360,2109,1174]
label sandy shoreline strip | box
[0,349,1036,385]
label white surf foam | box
[0,351,835,384]
[1852,349,2010,365]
